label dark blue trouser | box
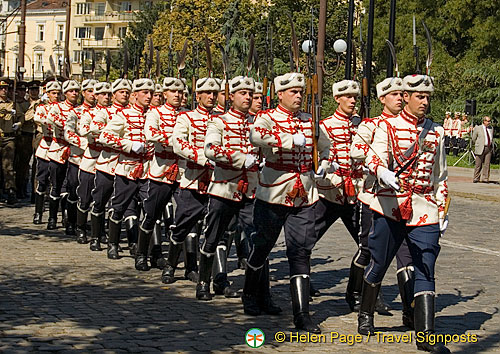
[248,199,316,276]
[170,188,208,244]
[365,212,441,295]
[141,180,177,231]
[35,158,50,194]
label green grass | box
[447,153,500,169]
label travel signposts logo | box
[246,328,265,348]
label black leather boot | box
[290,275,321,333]
[135,229,152,271]
[150,220,166,269]
[242,265,263,316]
[346,262,365,312]
[358,280,380,335]
[257,260,281,315]
[183,233,199,283]
[397,266,415,329]
[310,282,321,297]
[107,220,121,259]
[65,201,77,236]
[6,188,17,205]
[33,193,44,224]
[375,288,393,316]
[196,253,214,301]
[414,294,450,353]
[124,217,138,256]
[89,213,103,251]
[60,195,68,228]
[161,241,183,284]
[213,245,238,298]
[47,197,59,230]
[76,209,88,244]
[235,229,250,270]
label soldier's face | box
[335,94,357,116]
[47,90,59,102]
[29,88,39,100]
[97,92,111,107]
[0,86,8,99]
[164,90,183,108]
[83,89,95,105]
[230,89,253,113]
[250,93,263,113]
[404,91,430,118]
[181,92,188,106]
[113,89,130,106]
[278,87,303,112]
[217,91,225,106]
[65,89,79,104]
[380,90,403,115]
[135,90,152,108]
[197,91,217,109]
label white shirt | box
[483,124,493,146]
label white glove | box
[379,169,400,191]
[439,216,449,235]
[329,161,340,173]
[259,157,266,168]
[12,122,21,131]
[362,166,370,175]
[293,133,306,147]
[131,141,144,154]
[206,159,216,167]
[244,154,257,168]
[11,109,16,116]
[313,166,325,179]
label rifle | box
[217,43,230,112]
[122,41,129,79]
[387,0,397,77]
[106,49,111,81]
[148,37,154,78]
[91,48,96,79]
[413,15,420,74]
[269,23,275,109]
[360,0,375,119]
[168,26,174,77]
[177,40,188,78]
[262,17,270,110]
[191,41,198,109]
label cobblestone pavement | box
[1,194,499,353]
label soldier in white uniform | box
[46,80,81,230]
[135,77,185,271]
[243,72,330,333]
[75,82,112,244]
[161,77,220,284]
[357,74,450,354]
[33,80,61,224]
[351,77,414,327]
[63,79,97,236]
[88,78,132,251]
[442,112,452,155]
[97,78,154,259]
[194,76,258,300]
[150,84,164,108]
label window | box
[73,50,91,64]
[76,3,91,15]
[37,24,45,41]
[96,2,105,15]
[95,27,105,41]
[36,53,43,72]
[120,1,131,11]
[58,24,64,42]
[118,27,127,38]
[75,27,91,39]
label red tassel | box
[344,177,356,197]
[287,176,306,199]
[399,196,413,220]
[164,164,179,182]
[198,171,210,193]
[62,147,70,161]
[130,163,143,179]
[237,179,249,194]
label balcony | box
[81,38,122,49]
[82,12,138,24]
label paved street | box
[1,168,499,353]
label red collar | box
[196,105,210,115]
[133,103,147,113]
[82,101,93,109]
[401,108,425,125]
[164,102,179,112]
[228,108,247,119]
[215,104,225,112]
[96,104,108,109]
[65,99,78,107]
[334,109,350,120]
[113,102,127,110]
[380,111,396,119]
[276,104,299,117]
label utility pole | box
[63,0,71,77]
[18,0,27,79]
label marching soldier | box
[0,78,22,205]
[63,79,97,236]
[13,81,32,200]
[357,74,450,353]
[213,80,226,114]
[89,78,132,251]
[151,84,164,107]
[161,76,220,284]
[443,112,452,155]
[33,80,61,223]
[249,82,263,117]
[46,80,80,230]
[136,77,185,271]
[351,77,414,327]
[195,76,258,301]
[243,72,330,333]
[75,82,112,244]
[97,78,154,259]
[26,80,42,203]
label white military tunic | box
[64,101,92,165]
[34,102,55,161]
[46,100,79,164]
